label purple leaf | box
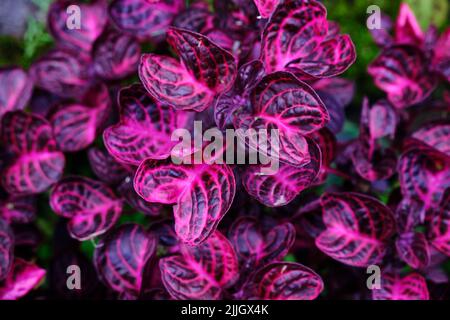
[94,224,156,296]
[395,232,430,269]
[87,147,129,185]
[172,3,216,33]
[372,272,429,300]
[412,122,450,156]
[139,27,237,112]
[0,258,46,300]
[93,31,141,80]
[261,0,356,78]
[1,111,65,195]
[244,262,323,300]
[316,192,396,267]
[134,161,235,245]
[104,84,191,165]
[50,176,123,240]
[432,28,450,83]
[394,3,424,47]
[0,67,33,122]
[117,178,162,217]
[0,191,36,224]
[48,0,108,54]
[51,84,110,152]
[109,0,184,42]
[228,217,295,270]
[368,45,437,109]
[0,219,14,281]
[253,0,279,18]
[159,231,239,300]
[429,189,450,257]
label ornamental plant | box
[0,0,448,300]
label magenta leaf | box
[244,262,323,300]
[0,219,14,281]
[412,122,450,156]
[0,68,33,121]
[394,3,424,47]
[104,84,191,165]
[396,232,430,269]
[398,141,450,212]
[51,84,110,152]
[0,258,46,300]
[253,0,279,18]
[48,0,108,54]
[87,147,129,185]
[368,45,437,109]
[50,176,123,240]
[139,27,237,112]
[30,49,91,99]
[432,29,450,83]
[159,231,239,300]
[94,224,156,296]
[172,3,216,33]
[93,31,141,80]
[1,111,65,195]
[261,0,356,78]
[134,161,235,245]
[228,217,295,270]
[109,0,184,42]
[316,192,396,267]
[233,71,329,167]
[309,127,336,184]
[0,191,36,224]
[242,139,321,207]
[429,189,450,257]
[372,272,429,300]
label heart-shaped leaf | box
[48,0,108,54]
[134,161,235,245]
[109,0,184,42]
[1,111,65,195]
[0,68,33,122]
[104,84,191,165]
[0,258,46,300]
[94,224,157,296]
[50,176,123,240]
[228,217,295,271]
[244,262,323,300]
[372,272,429,300]
[93,31,141,80]
[159,231,239,300]
[233,71,329,167]
[368,45,437,109]
[242,138,321,207]
[139,27,237,112]
[0,219,14,281]
[261,0,356,78]
[51,84,110,152]
[316,192,396,267]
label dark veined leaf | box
[0,68,33,122]
[0,258,45,300]
[309,127,336,183]
[396,232,430,269]
[50,176,123,240]
[172,3,216,33]
[260,0,356,78]
[412,122,450,156]
[372,272,429,300]
[104,84,191,166]
[228,217,295,271]
[233,71,329,168]
[94,224,156,296]
[316,192,396,267]
[109,0,184,42]
[88,147,129,185]
[0,219,14,281]
[117,178,162,217]
[93,31,141,80]
[159,231,239,300]
[48,0,108,54]
[244,262,323,300]
[368,45,437,109]
[1,111,65,195]
[134,161,235,245]
[241,138,321,207]
[253,0,279,18]
[139,27,237,112]
[30,49,91,99]
[51,84,110,152]
[0,191,36,224]
[429,189,450,257]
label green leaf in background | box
[283,254,297,262]
[23,18,53,66]
[405,0,449,30]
